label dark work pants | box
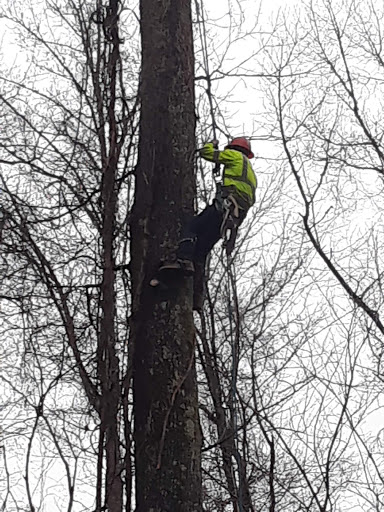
[177,203,223,263]
[177,201,246,263]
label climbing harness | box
[219,151,254,256]
[220,194,242,257]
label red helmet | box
[228,137,254,159]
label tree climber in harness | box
[155,136,257,277]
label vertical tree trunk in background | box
[130,0,202,511]
[97,1,123,510]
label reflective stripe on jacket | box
[200,143,257,208]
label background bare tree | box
[255,0,384,508]
[187,1,384,510]
[0,0,138,510]
[3,0,384,511]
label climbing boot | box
[159,259,195,276]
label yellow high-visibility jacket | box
[200,143,257,209]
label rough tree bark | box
[97,1,123,510]
[130,0,202,511]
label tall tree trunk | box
[98,1,123,509]
[130,0,202,510]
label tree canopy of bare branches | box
[2,0,384,511]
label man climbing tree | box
[166,136,256,268]
[130,0,202,510]
[152,136,257,309]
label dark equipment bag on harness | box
[214,185,247,256]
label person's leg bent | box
[193,204,223,262]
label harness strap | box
[220,194,242,256]
[225,155,255,204]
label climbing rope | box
[225,245,244,512]
[194,0,218,141]
[194,0,221,179]
[194,1,245,507]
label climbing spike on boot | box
[159,260,195,276]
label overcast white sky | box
[1,2,383,511]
